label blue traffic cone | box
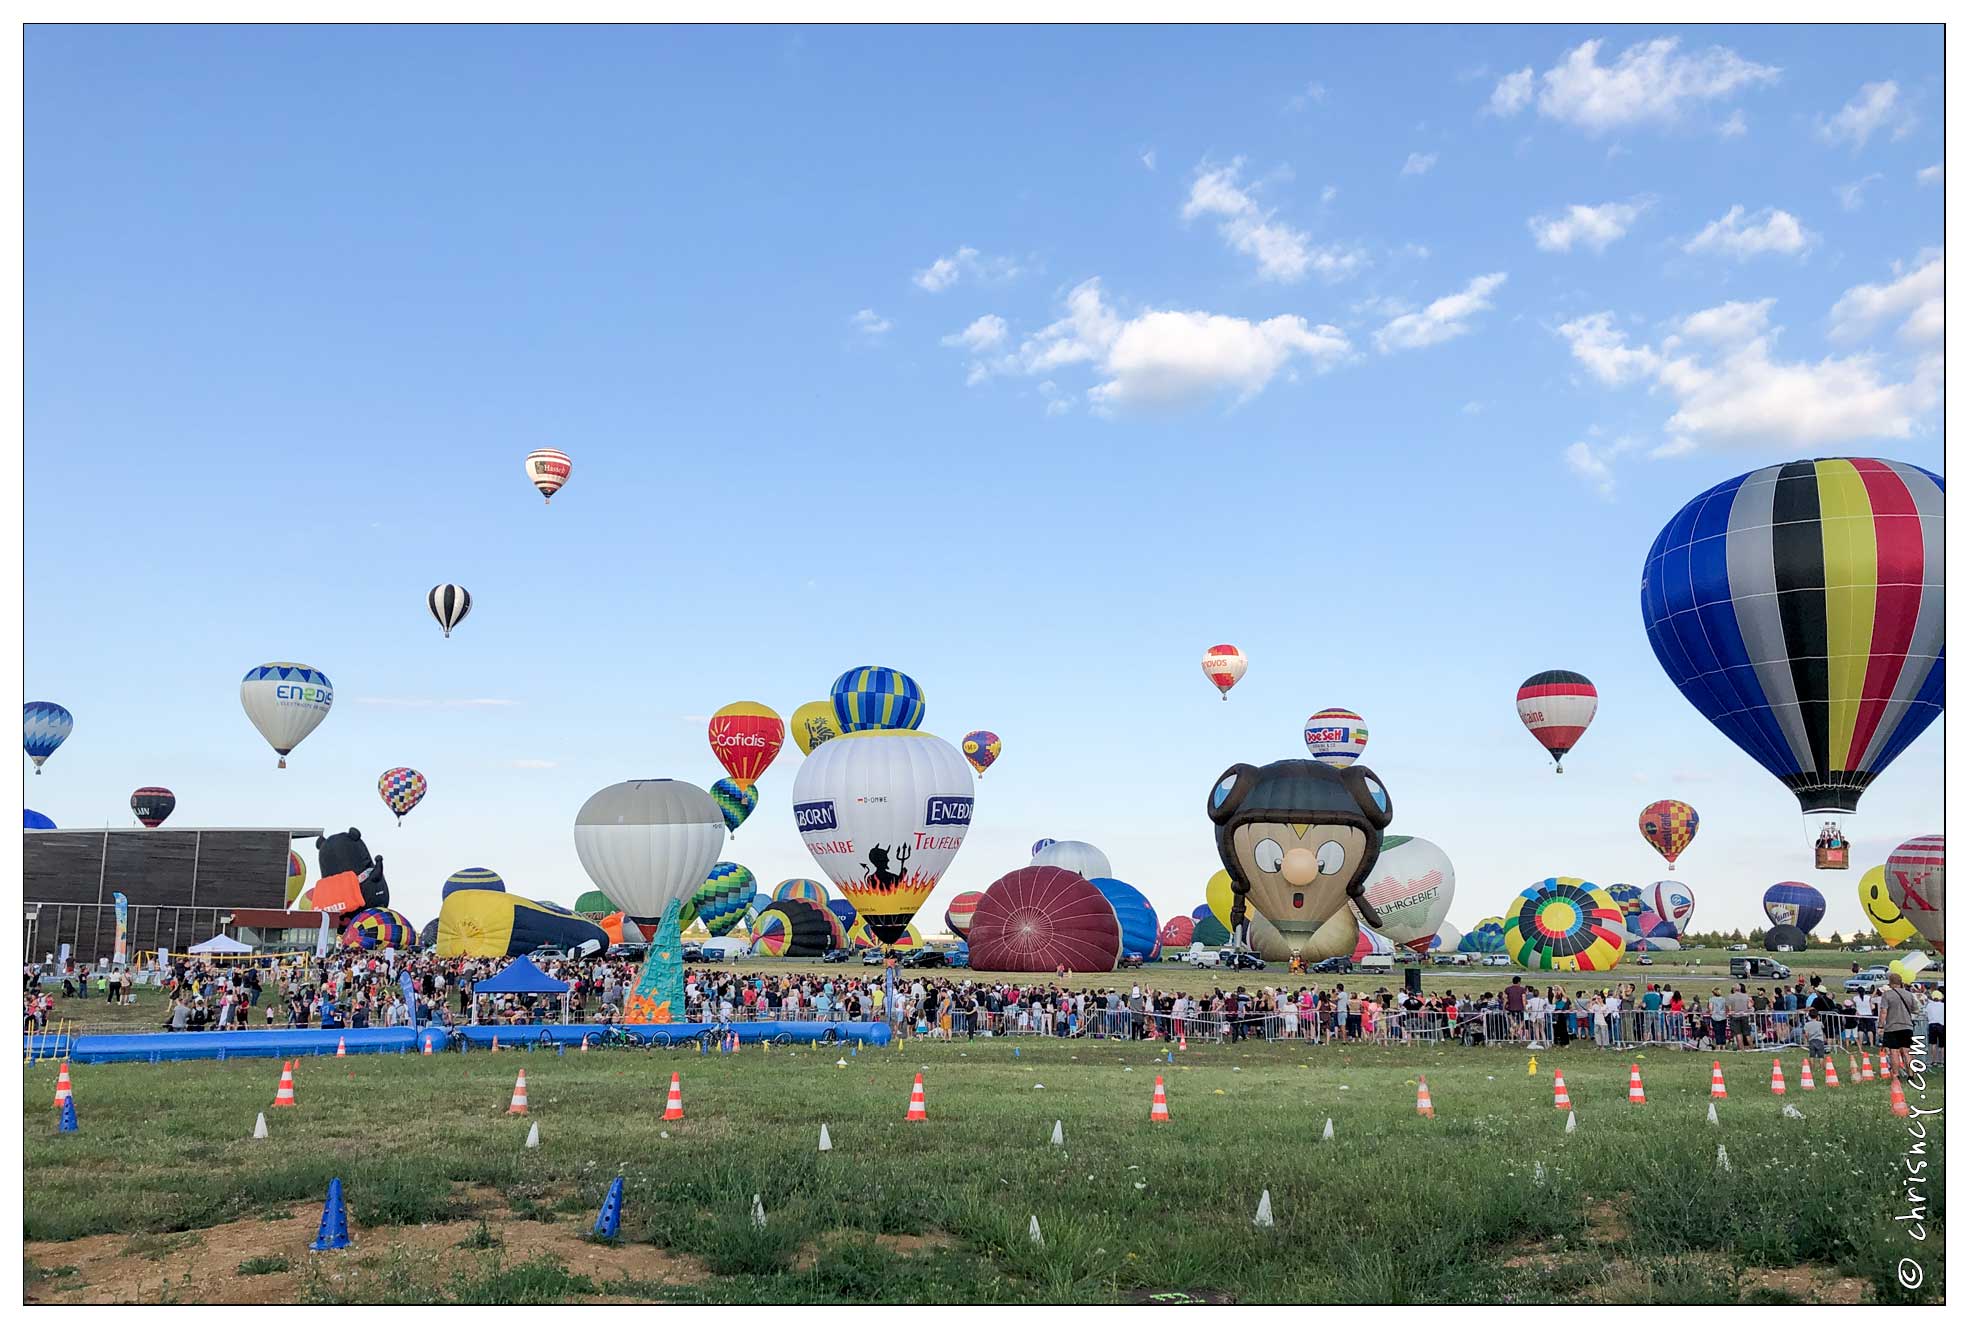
[593,1176,624,1240]
[557,1042,565,1058]
[58,1097,78,1133]
[1014,1047,1021,1058]
[311,1178,351,1250]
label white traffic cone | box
[1565,1110,1577,1134]
[253,1112,268,1140]
[1254,1190,1274,1228]
[525,1121,540,1149]
[1322,1117,1334,1140]
[751,1194,766,1230]
[1050,1120,1064,1147]
[818,1124,832,1153]
[1028,1215,1045,1248]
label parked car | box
[820,948,853,963]
[902,949,949,969]
[680,944,705,964]
[1845,966,1892,993]
[1636,956,1655,966]
[1729,956,1791,980]
[1481,954,1513,967]
[1185,943,1222,968]
[1218,949,1266,971]
[1728,943,1750,952]
[606,943,648,961]
[1432,953,1470,966]
[1311,957,1353,975]
[859,948,886,965]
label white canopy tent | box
[187,934,254,955]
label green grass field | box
[23,1035,1943,1305]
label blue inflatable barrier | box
[23,1034,72,1063]
[454,1021,891,1049]
[64,1027,448,1065]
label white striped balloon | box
[525,448,572,503]
[427,584,472,638]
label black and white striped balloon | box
[427,584,472,638]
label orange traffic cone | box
[336,1036,347,1058]
[1710,1061,1728,1098]
[1627,1063,1646,1105]
[52,1061,72,1108]
[906,1073,929,1122]
[1178,1034,1188,1053]
[663,1072,685,1121]
[491,1033,500,1053]
[1888,1076,1910,1117]
[580,1034,590,1053]
[1552,1070,1572,1110]
[1416,1077,1435,1118]
[508,1068,529,1115]
[1150,1075,1171,1122]
[1769,1059,1786,1095]
[1824,1057,1840,1087]
[272,1061,298,1108]
[423,1035,433,1055]
[1864,1052,1879,1081]
[1849,1053,1862,1084]
[1799,1057,1815,1091]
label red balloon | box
[944,889,984,939]
[967,866,1122,973]
[1157,916,1195,949]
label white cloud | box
[1916,162,1942,186]
[912,246,1021,293]
[1400,151,1438,176]
[1829,253,1943,346]
[942,314,1007,353]
[1488,68,1534,115]
[1527,199,1649,253]
[1564,436,1639,498]
[1373,273,1507,352]
[1492,37,1779,133]
[850,308,892,337]
[1718,109,1748,138]
[1285,82,1327,111]
[953,278,1353,413]
[1557,294,1939,454]
[1140,148,1157,171]
[1818,80,1915,149]
[1683,205,1813,259]
[1836,174,1884,212]
[1182,159,1366,283]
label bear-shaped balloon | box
[310,828,390,913]
[1207,760,1391,961]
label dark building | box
[24,827,320,966]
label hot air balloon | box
[524,447,572,503]
[284,850,308,905]
[1515,671,1596,773]
[1158,916,1195,951]
[444,867,505,899]
[1303,708,1369,768]
[791,728,972,942]
[438,889,608,957]
[575,889,618,919]
[1762,882,1827,935]
[1357,835,1456,956]
[1189,910,1231,948]
[1201,644,1246,700]
[1885,834,1944,953]
[425,584,472,638]
[1626,910,1683,952]
[1604,883,1648,939]
[378,768,428,824]
[829,666,926,734]
[240,664,332,768]
[1202,870,1292,961]
[1858,864,1919,946]
[418,918,440,949]
[962,730,1002,778]
[968,866,1122,972]
[25,809,56,830]
[23,701,73,774]
[573,779,727,936]
[1765,924,1810,952]
[1648,880,1695,933]
[684,863,756,937]
[773,878,830,906]
[1503,878,1627,971]
[825,897,859,939]
[1089,878,1159,963]
[1460,917,1508,954]
[1432,922,1462,953]
[709,702,784,787]
[1638,799,1698,867]
[1641,459,1944,860]
[944,890,984,939]
[790,700,841,755]
[342,907,414,950]
[1031,840,1112,881]
[130,787,176,829]
[1031,838,1057,858]
[751,899,833,958]
[709,777,758,833]
[1349,924,1395,963]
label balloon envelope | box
[573,779,727,931]
[1031,840,1112,882]
[685,863,756,937]
[1858,864,1919,946]
[1431,922,1462,953]
[709,778,759,833]
[1201,644,1246,698]
[708,702,784,786]
[774,878,830,906]
[790,700,841,755]
[968,867,1122,973]
[1641,458,1944,819]
[285,851,308,905]
[1515,671,1596,769]
[944,889,984,939]
[1504,879,1626,971]
[25,808,56,830]
[239,664,332,766]
[1638,799,1698,866]
[1158,916,1195,950]
[437,889,607,957]
[1460,917,1508,953]
[378,768,428,822]
[791,729,972,942]
[524,447,572,501]
[23,701,74,772]
[830,666,926,733]
[1648,880,1695,932]
[1089,878,1159,962]
[131,787,176,829]
[1761,882,1827,934]
[1303,708,1369,768]
[1357,835,1455,953]
[751,899,833,958]
[427,584,472,637]
[962,730,1002,777]
[343,907,414,950]
[444,868,505,899]
[1885,834,1944,953]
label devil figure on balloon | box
[1206,759,1393,963]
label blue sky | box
[24,25,1944,936]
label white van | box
[1357,952,1395,974]
[1185,943,1222,968]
